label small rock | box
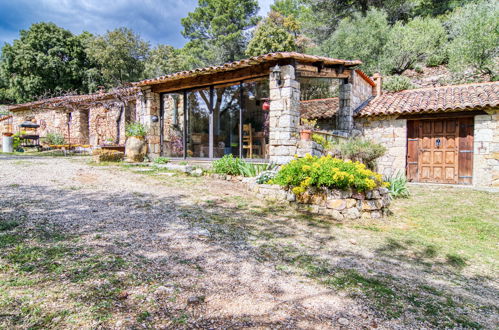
[338,317,350,326]
[187,295,205,305]
[155,285,174,295]
[117,291,129,300]
[350,239,357,245]
[190,168,203,177]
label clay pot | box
[125,136,147,162]
[300,129,312,141]
[2,132,14,137]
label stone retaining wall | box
[209,173,391,220]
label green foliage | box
[321,9,390,75]
[272,154,387,194]
[328,138,387,170]
[312,134,331,150]
[125,122,147,137]
[383,17,447,73]
[85,27,150,87]
[144,45,188,79]
[45,132,65,145]
[212,155,277,177]
[153,157,170,164]
[0,22,92,103]
[383,75,414,92]
[246,11,300,56]
[447,0,499,76]
[385,172,410,198]
[92,149,124,162]
[181,0,260,65]
[212,154,244,175]
[256,170,278,184]
[238,162,278,177]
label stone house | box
[7,52,498,187]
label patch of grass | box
[0,221,20,231]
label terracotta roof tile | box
[300,98,338,119]
[358,81,499,117]
[135,52,362,87]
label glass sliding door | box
[186,88,210,157]
[213,84,241,157]
[242,79,270,159]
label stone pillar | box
[336,80,353,135]
[268,64,301,164]
[473,112,499,187]
[140,87,161,159]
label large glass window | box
[186,88,210,157]
[214,84,241,157]
[242,79,269,159]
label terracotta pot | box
[300,129,312,141]
[2,132,14,137]
[125,136,147,162]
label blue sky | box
[0,0,273,48]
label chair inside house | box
[242,123,261,158]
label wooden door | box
[406,118,473,184]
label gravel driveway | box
[1,155,497,329]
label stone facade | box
[336,70,374,134]
[138,87,161,158]
[473,111,499,187]
[11,100,138,146]
[268,64,301,164]
[358,117,407,177]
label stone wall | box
[138,87,161,158]
[268,64,301,164]
[473,112,499,187]
[248,182,391,220]
[88,104,128,146]
[358,117,407,177]
[12,108,74,143]
[351,70,374,110]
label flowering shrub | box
[271,154,388,195]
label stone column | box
[268,64,301,164]
[336,80,353,135]
[140,87,161,159]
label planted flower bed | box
[250,154,391,220]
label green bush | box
[312,134,331,149]
[382,16,447,74]
[212,154,244,176]
[154,157,170,164]
[125,122,147,137]
[385,172,410,198]
[447,0,498,76]
[328,138,387,170]
[256,170,278,184]
[320,9,390,75]
[45,132,65,145]
[272,154,388,195]
[212,155,278,177]
[383,75,414,92]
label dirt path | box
[1,155,497,329]
[0,156,378,329]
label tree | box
[0,22,90,103]
[446,0,499,76]
[181,0,260,65]
[303,0,416,44]
[85,27,150,87]
[383,17,447,73]
[271,0,305,17]
[245,11,304,56]
[144,45,182,78]
[320,9,390,75]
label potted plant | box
[299,119,317,141]
[125,122,148,162]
